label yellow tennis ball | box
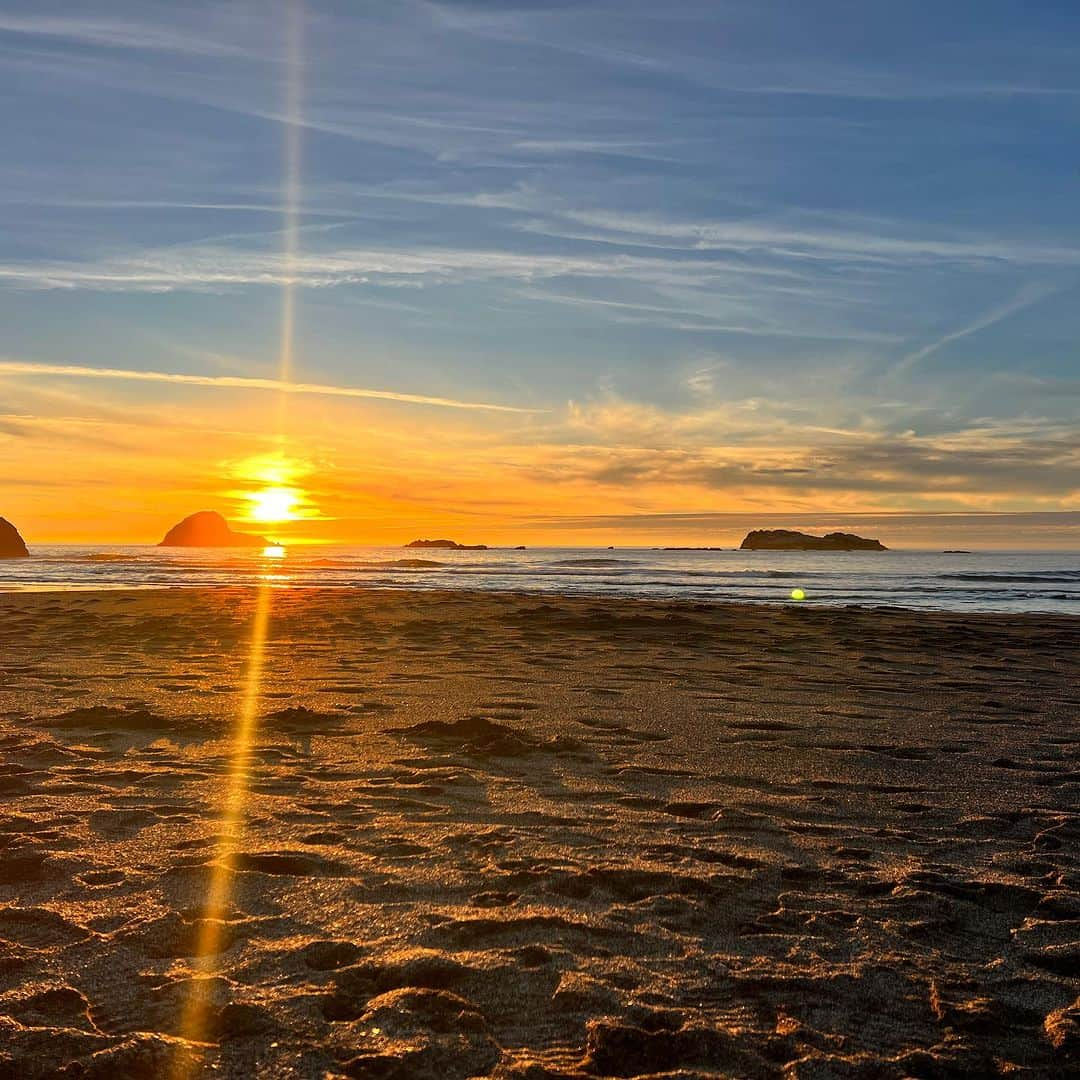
[790,587,806,601]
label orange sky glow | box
[2,372,1076,549]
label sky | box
[1,0,1078,548]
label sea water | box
[1,545,1078,613]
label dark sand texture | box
[0,587,1077,1078]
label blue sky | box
[1,1,1078,544]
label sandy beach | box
[0,586,1077,1078]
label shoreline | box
[1,579,1078,619]
[0,587,1077,1077]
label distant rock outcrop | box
[0,517,29,558]
[740,529,887,551]
[159,511,269,548]
[406,539,488,550]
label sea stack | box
[0,517,29,558]
[406,539,489,550]
[159,511,269,548]
[740,529,887,551]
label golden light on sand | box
[173,584,273,1068]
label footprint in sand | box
[0,906,92,949]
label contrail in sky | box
[0,360,541,413]
[896,281,1056,374]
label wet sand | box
[0,587,1077,1078]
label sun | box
[229,452,317,525]
[246,486,300,523]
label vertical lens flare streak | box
[276,0,303,433]
[172,583,273,1068]
[175,3,303,1072]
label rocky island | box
[740,529,887,551]
[159,510,270,548]
[0,517,29,558]
[406,539,488,550]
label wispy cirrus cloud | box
[0,245,718,292]
[2,214,1070,350]
[543,209,1080,268]
[425,0,1080,101]
[0,12,253,58]
[0,239,885,312]
[0,240,902,347]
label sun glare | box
[230,452,318,526]
[247,486,300,522]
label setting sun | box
[230,453,318,527]
[246,486,300,523]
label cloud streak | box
[0,360,540,414]
[897,283,1059,373]
[552,210,1080,268]
[516,428,1080,500]
[0,12,253,58]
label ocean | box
[1,545,1078,613]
